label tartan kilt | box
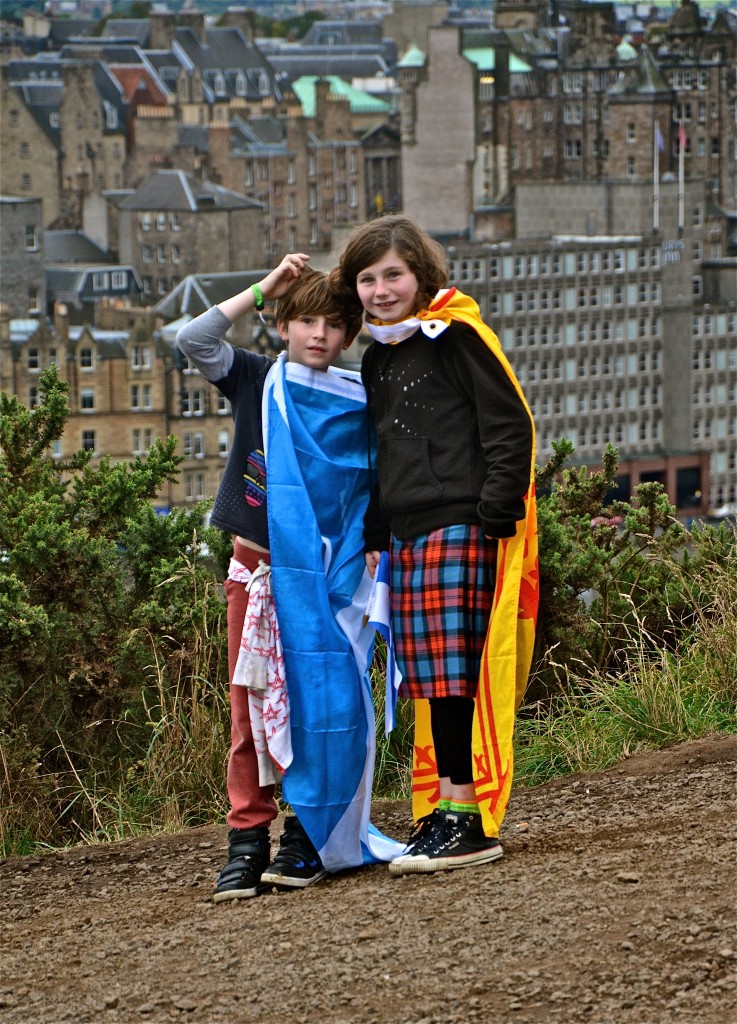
[390,524,497,700]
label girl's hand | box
[259,252,311,301]
[365,550,381,578]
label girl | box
[331,216,539,875]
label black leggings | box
[429,696,475,786]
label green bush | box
[0,368,229,852]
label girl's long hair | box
[330,215,448,314]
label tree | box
[0,367,228,849]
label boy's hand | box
[260,252,311,301]
[365,550,381,578]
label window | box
[183,432,205,459]
[21,174,31,191]
[185,471,206,501]
[131,384,152,410]
[80,388,95,411]
[92,272,109,291]
[25,224,38,251]
[82,430,96,453]
[218,429,230,456]
[217,394,230,416]
[626,123,636,143]
[28,287,39,314]
[131,345,151,370]
[182,389,205,416]
[132,428,153,455]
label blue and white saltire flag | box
[263,354,403,871]
[364,550,403,736]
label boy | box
[176,253,399,901]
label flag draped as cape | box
[263,354,403,871]
[367,288,539,839]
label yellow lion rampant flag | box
[409,288,539,839]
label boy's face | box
[278,314,350,371]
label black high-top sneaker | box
[388,810,503,875]
[212,826,271,902]
[260,815,327,889]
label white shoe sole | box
[260,868,327,889]
[388,845,503,876]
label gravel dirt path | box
[1,733,735,1024]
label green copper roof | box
[291,76,391,116]
[397,44,426,68]
[616,38,638,61]
[463,48,533,74]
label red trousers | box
[224,538,279,830]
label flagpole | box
[678,120,685,232]
[653,124,660,232]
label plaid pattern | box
[391,525,497,699]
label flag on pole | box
[678,122,687,151]
[655,122,665,153]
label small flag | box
[655,123,665,153]
[678,122,687,151]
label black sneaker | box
[260,815,327,889]
[388,810,503,875]
[403,807,448,855]
[212,826,270,902]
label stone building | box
[0,70,61,227]
[116,170,264,304]
[0,196,45,318]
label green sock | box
[438,799,451,812]
[449,800,480,816]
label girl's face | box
[355,248,420,323]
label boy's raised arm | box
[218,252,311,323]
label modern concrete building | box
[443,179,736,512]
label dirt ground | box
[1,734,735,1024]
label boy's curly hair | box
[275,267,364,345]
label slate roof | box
[153,271,269,320]
[44,231,110,264]
[48,19,96,45]
[46,266,142,310]
[68,326,130,358]
[260,49,391,82]
[118,170,264,213]
[177,125,210,152]
[301,20,384,46]
[101,19,151,47]
[230,116,287,156]
[10,81,62,146]
[609,45,671,97]
[172,26,284,102]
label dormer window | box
[235,71,246,96]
